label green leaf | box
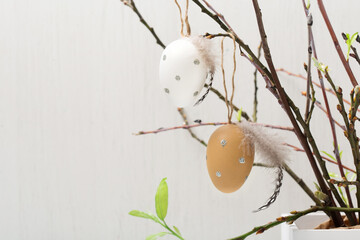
[146,232,170,240]
[337,186,349,207]
[328,172,339,178]
[155,178,168,221]
[312,57,326,73]
[350,174,357,181]
[350,32,358,46]
[306,0,310,9]
[321,151,336,162]
[346,32,359,60]
[315,191,329,202]
[237,108,243,122]
[129,210,161,224]
[173,226,182,236]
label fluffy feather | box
[237,121,289,212]
[191,36,217,106]
[190,36,217,74]
[237,121,289,167]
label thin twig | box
[301,1,355,223]
[325,69,360,221]
[300,92,346,131]
[326,71,360,220]
[350,46,360,65]
[277,68,356,109]
[304,14,313,121]
[120,0,166,48]
[134,121,294,135]
[329,179,360,187]
[177,108,207,147]
[285,143,356,173]
[317,0,358,87]
[253,42,262,122]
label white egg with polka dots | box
[159,37,210,107]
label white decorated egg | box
[159,37,209,107]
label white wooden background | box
[1,0,360,239]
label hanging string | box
[220,34,237,123]
[174,0,191,37]
[174,0,184,36]
[221,37,231,123]
[229,33,236,120]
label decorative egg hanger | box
[205,36,288,212]
[159,0,215,107]
[206,35,255,193]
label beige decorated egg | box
[206,124,255,193]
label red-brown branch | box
[277,68,355,109]
[285,143,356,173]
[134,122,294,135]
[317,0,358,87]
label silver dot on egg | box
[239,157,245,164]
[194,59,200,65]
[164,88,170,94]
[175,75,181,81]
[220,139,227,147]
[163,55,166,61]
[193,91,199,96]
[216,171,221,177]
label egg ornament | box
[206,124,255,193]
[159,37,215,107]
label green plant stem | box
[162,220,184,240]
[229,206,360,240]
[304,14,313,122]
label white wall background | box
[1,0,360,239]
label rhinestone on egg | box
[194,59,200,65]
[220,139,227,147]
[175,75,181,81]
[216,171,221,177]
[239,157,245,164]
[164,88,170,93]
[163,55,166,61]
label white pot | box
[281,213,360,240]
